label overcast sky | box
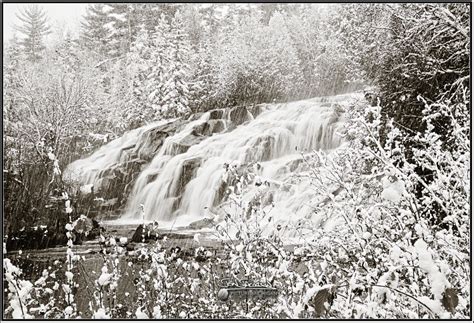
[3,3,88,43]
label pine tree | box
[162,12,192,117]
[146,14,171,119]
[14,5,51,61]
[125,24,154,125]
[3,35,24,129]
[265,11,303,99]
[189,39,216,112]
[80,4,110,56]
[105,3,144,57]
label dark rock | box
[5,226,72,251]
[175,157,202,197]
[126,243,136,251]
[145,172,160,185]
[136,129,166,160]
[442,288,459,313]
[131,224,145,243]
[213,179,228,207]
[248,104,265,118]
[162,131,206,157]
[131,222,160,243]
[309,287,335,318]
[229,106,251,126]
[198,120,226,136]
[209,109,225,120]
[244,135,275,162]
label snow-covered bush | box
[301,88,469,318]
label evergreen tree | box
[162,12,192,117]
[14,5,51,61]
[80,4,110,56]
[146,14,171,119]
[265,12,303,100]
[105,3,143,57]
[3,35,24,130]
[125,24,154,126]
[189,39,217,112]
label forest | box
[2,3,471,319]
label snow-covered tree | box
[145,14,172,119]
[80,4,110,56]
[124,24,154,126]
[161,12,192,117]
[14,5,51,61]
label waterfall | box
[125,97,346,223]
[65,93,358,228]
[64,119,175,188]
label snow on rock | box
[302,284,332,305]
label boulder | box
[131,221,160,243]
[188,217,215,230]
[131,224,145,243]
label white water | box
[126,96,349,224]
[64,119,175,188]
[66,94,360,233]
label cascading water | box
[125,96,347,225]
[64,119,174,188]
[65,93,360,231]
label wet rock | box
[193,120,226,137]
[145,172,160,185]
[262,191,274,206]
[175,157,202,197]
[74,216,104,244]
[165,132,206,157]
[309,287,336,318]
[274,158,303,177]
[131,222,160,242]
[131,224,145,243]
[5,225,79,251]
[135,119,186,160]
[244,135,275,162]
[229,105,251,126]
[209,109,225,120]
[188,217,215,230]
[205,120,226,135]
[136,130,166,160]
[100,198,118,208]
[248,104,265,118]
[213,179,228,207]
